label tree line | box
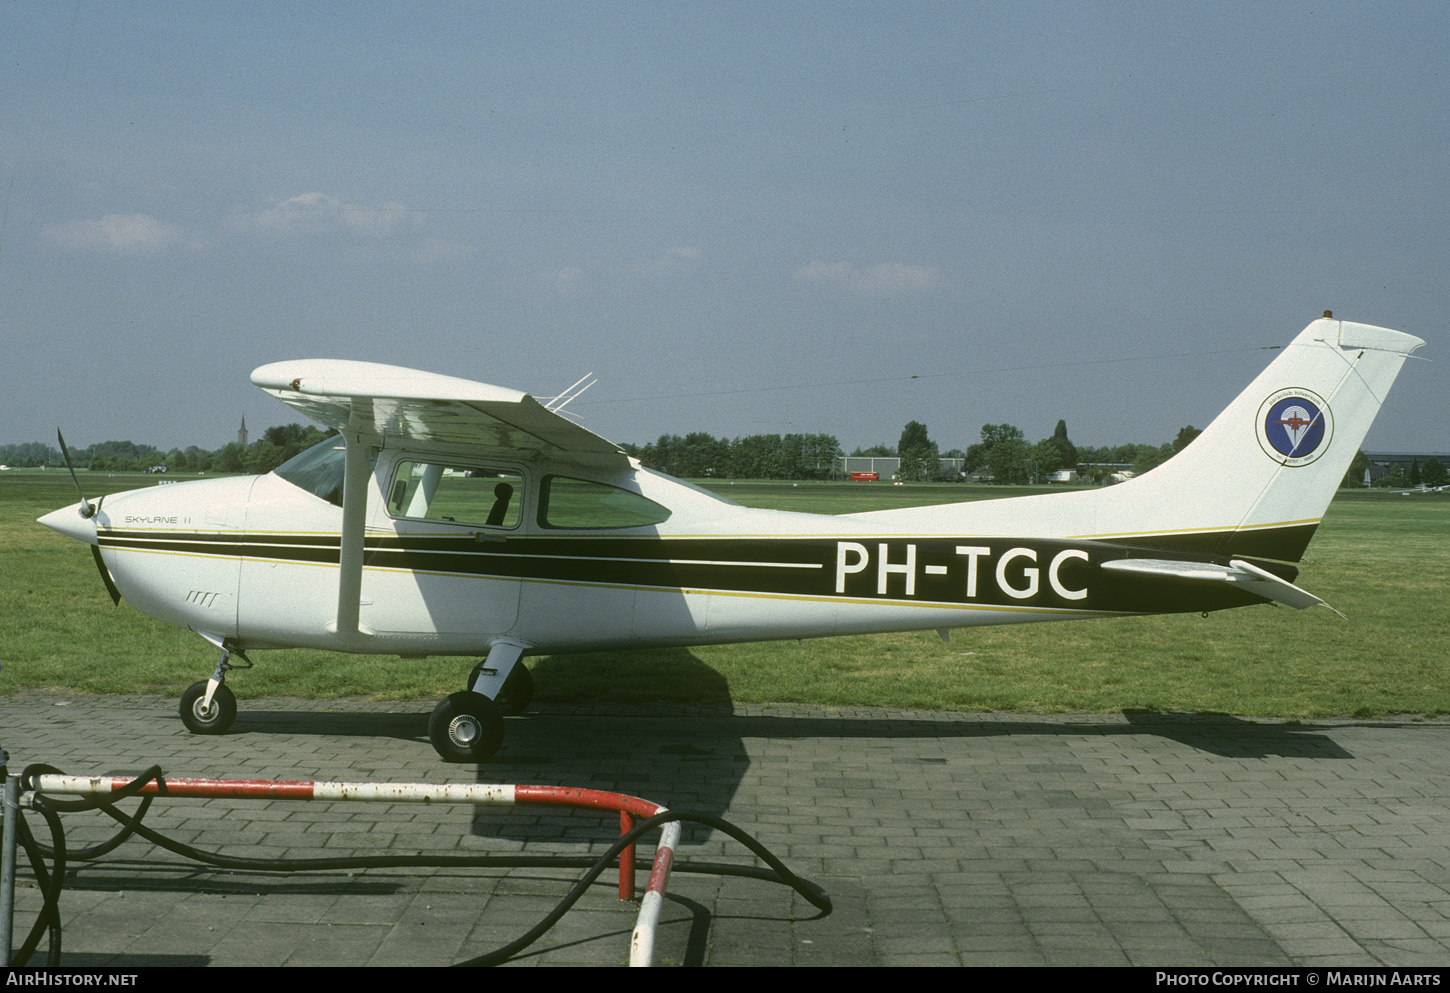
[621,432,844,480]
[8,419,1429,489]
[1,424,336,475]
[623,421,1206,484]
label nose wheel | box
[180,681,237,734]
[178,634,251,736]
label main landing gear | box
[427,643,532,763]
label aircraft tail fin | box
[852,314,1425,562]
[1105,313,1424,560]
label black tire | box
[429,691,505,763]
[494,664,533,716]
[180,681,237,735]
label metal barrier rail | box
[26,773,678,966]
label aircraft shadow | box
[474,649,739,844]
[692,709,1356,760]
[1119,709,1355,758]
[229,701,1358,762]
[226,708,430,743]
[227,648,1356,854]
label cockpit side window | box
[538,475,671,529]
[388,460,523,528]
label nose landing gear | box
[179,634,252,735]
[180,680,237,734]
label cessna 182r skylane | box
[40,313,1423,762]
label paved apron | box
[3,692,1448,967]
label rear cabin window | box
[388,461,522,528]
[538,476,670,530]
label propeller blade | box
[56,429,96,518]
[91,544,123,606]
[55,429,120,604]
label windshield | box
[273,436,348,506]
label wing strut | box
[332,423,375,641]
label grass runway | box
[2,471,1446,718]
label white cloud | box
[42,213,202,254]
[406,237,475,263]
[794,260,943,296]
[539,266,591,295]
[539,246,705,294]
[629,245,703,277]
[227,192,424,238]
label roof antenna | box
[544,372,597,418]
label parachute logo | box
[1277,405,1315,452]
[1256,389,1333,467]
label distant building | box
[238,416,248,448]
[1362,451,1450,483]
[838,456,966,481]
[841,456,900,479]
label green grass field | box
[2,470,1446,717]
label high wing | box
[251,359,628,469]
[251,359,629,640]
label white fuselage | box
[49,453,1158,660]
[39,316,1425,663]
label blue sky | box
[3,1,1444,457]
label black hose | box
[454,807,831,967]
[11,793,66,967]
[20,764,160,861]
[13,765,831,967]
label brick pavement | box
[3,692,1450,967]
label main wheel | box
[180,681,237,735]
[493,664,534,716]
[429,691,505,762]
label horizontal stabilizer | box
[1100,558,1342,616]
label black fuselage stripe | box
[98,529,1288,614]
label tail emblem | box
[1279,405,1315,449]
[1257,389,1333,466]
